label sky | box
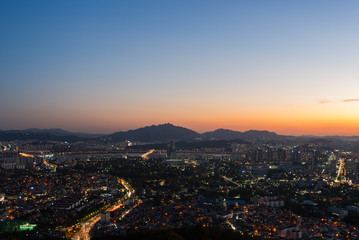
[1,0,359,135]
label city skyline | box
[1,1,359,135]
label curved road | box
[71,178,136,240]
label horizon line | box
[1,123,359,137]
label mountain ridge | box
[1,123,358,143]
[24,128,105,138]
[105,123,201,142]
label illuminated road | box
[227,220,236,230]
[72,216,100,240]
[141,149,155,160]
[221,176,242,187]
[19,152,35,158]
[43,159,57,172]
[70,178,136,240]
[335,158,345,181]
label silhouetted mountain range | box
[202,129,243,140]
[105,123,201,142]
[1,123,358,143]
[0,130,81,142]
[104,124,284,142]
[202,129,280,140]
[25,128,104,138]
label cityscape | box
[1,124,359,239]
[2,1,359,240]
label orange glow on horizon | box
[62,115,359,136]
[181,117,359,136]
[7,100,359,136]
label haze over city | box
[1,0,359,135]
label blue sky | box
[1,1,359,134]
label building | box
[167,140,176,158]
[278,226,302,239]
[100,211,110,222]
[328,207,348,218]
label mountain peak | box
[202,129,242,140]
[108,123,200,142]
[151,123,175,128]
[0,124,287,143]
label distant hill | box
[2,123,356,144]
[25,128,104,138]
[240,130,280,140]
[202,129,242,140]
[106,124,283,143]
[202,129,280,140]
[105,123,201,142]
[0,130,81,142]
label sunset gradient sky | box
[1,1,359,135]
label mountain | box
[0,130,81,142]
[105,123,201,143]
[202,129,280,140]
[25,128,104,138]
[0,125,289,143]
[202,129,243,140]
[4,124,355,144]
[25,128,71,136]
[106,124,283,143]
[240,130,280,140]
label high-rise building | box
[167,140,176,158]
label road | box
[221,175,242,187]
[141,149,155,160]
[43,159,57,172]
[70,178,136,240]
[72,216,100,240]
